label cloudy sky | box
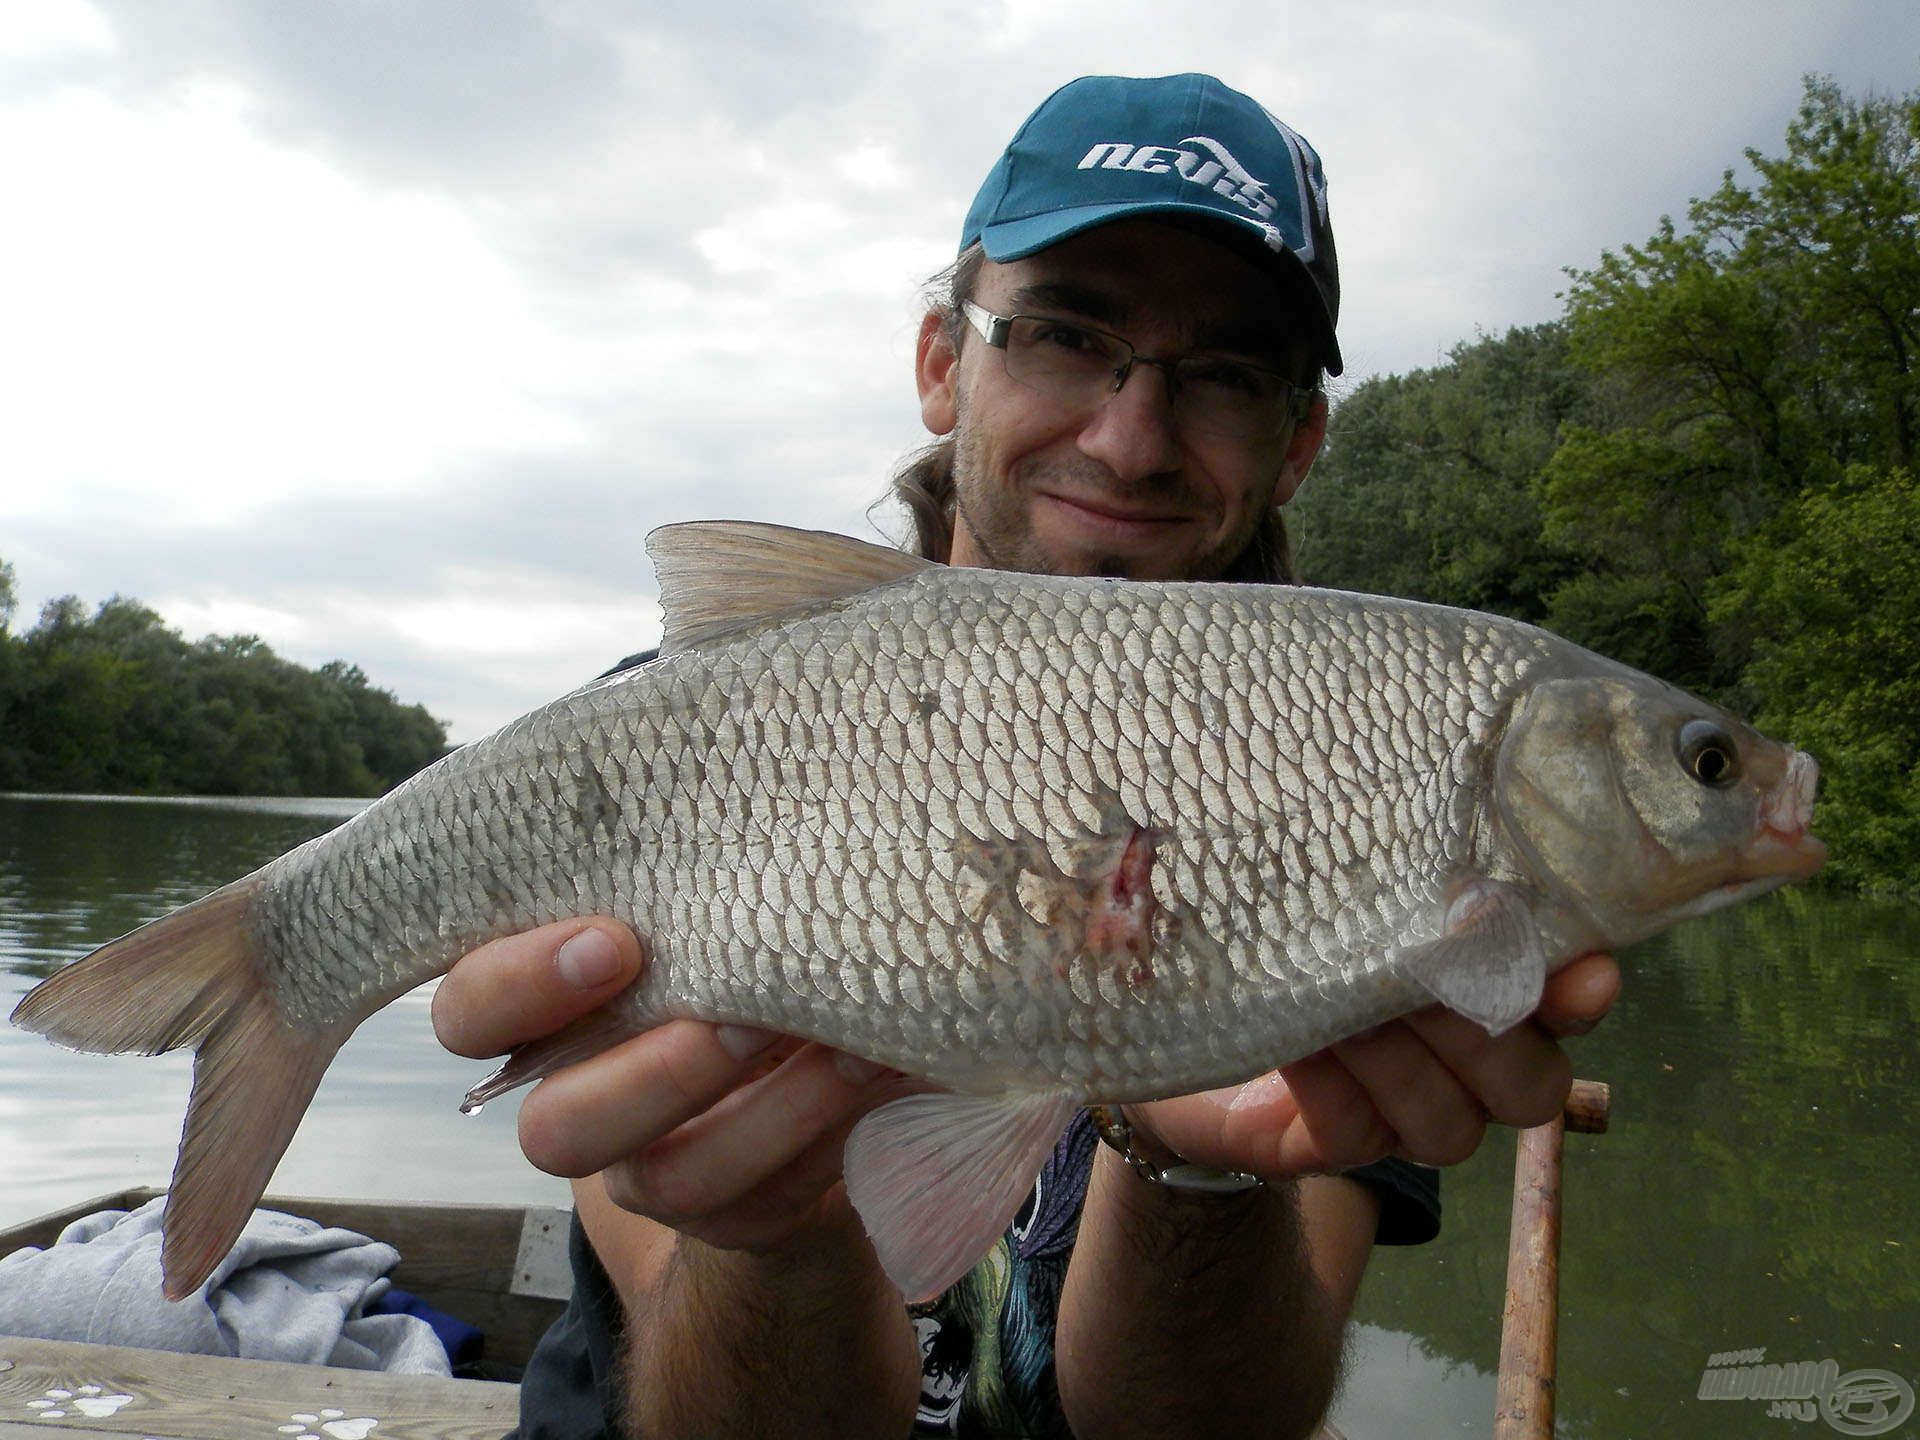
[4,2,1915,742]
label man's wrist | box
[1090,1104,1265,1194]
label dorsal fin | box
[644,521,936,655]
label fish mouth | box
[1737,748,1827,883]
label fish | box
[12,521,1826,1304]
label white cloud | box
[0,82,578,523]
[0,0,110,58]
[2,0,1914,744]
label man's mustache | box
[1020,460,1201,511]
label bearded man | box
[433,74,1619,1440]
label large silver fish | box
[14,522,1825,1302]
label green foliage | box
[0,574,449,798]
[1543,76,1920,696]
[1713,467,1920,895]
[1294,75,1920,895]
[1292,321,1585,620]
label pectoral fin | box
[1400,879,1547,1035]
[842,1089,1077,1304]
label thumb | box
[433,917,646,1059]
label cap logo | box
[1076,136,1278,220]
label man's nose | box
[1075,360,1182,481]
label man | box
[432,74,1619,1438]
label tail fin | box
[11,878,345,1300]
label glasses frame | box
[958,300,1314,437]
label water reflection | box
[0,794,572,1238]
[1339,889,1920,1439]
[0,793,367,981]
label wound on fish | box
[1080,824,1161,990]
[958,809,1168,991]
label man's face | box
[916,219,1327,582]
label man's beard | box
[948,413,1264,582]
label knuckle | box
[517,1098,591,1178]
[635,1158,717,1226]
[648,1031,721,1113]
[596,1156,705,1225]
[1410,1113,1486,1168]
[598,1162,651,1218]
[1491,1053,1573,1130]
[1330,1114,1393,1170]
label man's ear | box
[1271,391,1329,507]
[916,310,959,436]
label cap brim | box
[978,199,1343,376]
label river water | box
[1,794,1913,1437]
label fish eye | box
[1678,719,1740,788]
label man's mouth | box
[1036,491,1191,537]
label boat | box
[0,1187,569,1440]
[0,1075,1608,1440]
[0,1186,1353,1439]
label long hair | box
[882,245,1306,585]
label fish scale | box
[13,521,1824,1303]
[240,565,1540,1098]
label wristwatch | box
[1088,1105,1264,1195]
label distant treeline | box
[1293,77,1918,896]
[0,569,450,798]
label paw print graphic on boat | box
[278,1410,378,1440]
[25,1385,138,1420]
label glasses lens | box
[997,314,1299,441]
[1171,358,1297,441]
[1002,317,1129,394]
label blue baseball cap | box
[962,73,1343,376]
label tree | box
[1291,322,1586,621]
[1288,76,1920,890]
[1544,76,1920,696]
[1712,466,1920,895]
[0,567,450,797]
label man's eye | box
[1032,322,1100,353]
[1184,360,1270,397]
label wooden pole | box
[1492,1079,1610,1440]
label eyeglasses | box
[959,300,1312,442]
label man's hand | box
[1129,952,1621,1179]
[430,917,898,1253]
[433,918,923,1436]
[432,923,1617,1239]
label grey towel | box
[0,1197,451,1374]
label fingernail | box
[835,1052,884,1084]
[717,1024,779,1061]
[556,928,623,989]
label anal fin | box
[842,1090,1077,1304]
[460,1001,648,1112]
